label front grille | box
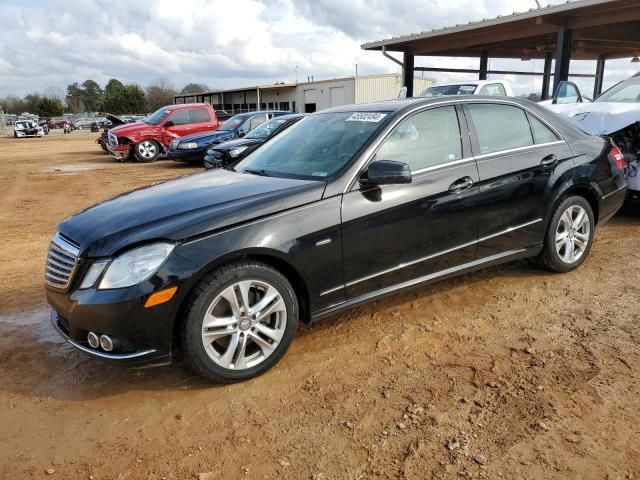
[45,233,80,291]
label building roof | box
[361,0,640,60]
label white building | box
[173,74,434,114]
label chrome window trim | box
[473,140,566,162]
[343,97,566,194]
[319,218,542,296]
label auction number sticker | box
[346,112,387,123]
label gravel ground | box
[0,131,638,479]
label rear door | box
[462,101,573,257]
[341,104,480,299]
[190,107,217,134]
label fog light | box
[99,335,114,352]
[87,332,100,349]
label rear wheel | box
[536,195,594,272]
[181,261,299,382]
[134,140,160,162]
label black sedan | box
[167,110,290,164]
[204,114,304,169]
[45,96,626,383]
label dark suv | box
[46,97,627,382]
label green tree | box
[125,84,146,113]
[23,93,42,114]
[180,83,210,94]
[37,97,64,118]
[101,80,146,114]
[81,80,103,111]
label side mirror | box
[552,81,583,105]
[164,120,175,128]
[360,160,412,186]
[237,130,246,138]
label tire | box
[134,140,161,162]
[536,195,595,273]
[181,260,299,383]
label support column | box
[402,51,415,98]
[594,55,606,99]
[552,27,572,95]
[479,51,489,80]
[541,52,553,100]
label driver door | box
[163,109,192,144]
[340,104,480,299]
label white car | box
[13,120,44,138]
[544,75,640,199]
[418,80,514,97]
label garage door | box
[330,87,345,107]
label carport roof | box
[361,0,640,60]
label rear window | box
[528,113,560,144]
[191,109,211,123]
[467,103,533,154]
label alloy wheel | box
[555,205,591,264]
[138,141,157,159]
[201,280,287,370]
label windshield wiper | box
[243,168,271,177]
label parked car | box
[14,120,44,137]
[543,75,640,199]
[48,117,67,129]
[167,111,290,164]
[73,117,99,130]
[45,96,626,382]
[418,80,514,97]
[107,103,220,162]
[204,114,304,169]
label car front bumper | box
[46,283,178,367]
[167,147,206,163]
[108,145,130,160]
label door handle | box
[540,154,558,167]
[449,176,474,193]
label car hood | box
[58,169,325,257]
[177,130,236,145]
[545,101,640,135]
[211,137,263,151]
[109,121,157,138]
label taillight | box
[609,145,625,170]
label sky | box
[0,0,638,99]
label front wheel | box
[181,261,299,383]
[134,140,160,162]
[536,196,595,273]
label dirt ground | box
[0,130,638,480]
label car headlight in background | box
[178,142,199,150]
[229,146,248,158]
[98,243,175,289]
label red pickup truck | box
[107,103,220,162]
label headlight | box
[98,243,174,289]
[178,142,199,150]
[229,146,248,158]
[79,260,109,289]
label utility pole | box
[355,64,358,77]
[295,66,298,83]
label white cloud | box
[0,0,637,98]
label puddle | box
[41,164,101,174]
[0,305,62,343]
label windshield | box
[246,118,289,139]
[219,115,246,131]
[234,112,387,180]
[420,84,478,97]
[145,108,170,125]
[596,80,640,103]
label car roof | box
[165,103,210,111]
[426,80,508,88]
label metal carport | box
[361,0,640,100]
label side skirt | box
[310,246,541,321]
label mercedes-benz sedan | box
[46,97,626,382]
